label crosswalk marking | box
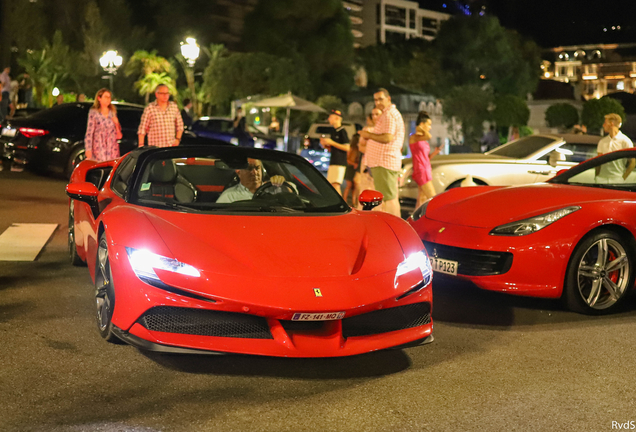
[0,223,58,261]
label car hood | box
[426,183,629,228]
[141,209,406,279]
[430,153,513,166]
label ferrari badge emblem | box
[439,227,446,233]
[314,288,323,297]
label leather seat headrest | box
[148,160,177,183]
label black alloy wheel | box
[563,229,635,314]
[68,200,86,266]
[95,232,121,343]
[66,147,85,178]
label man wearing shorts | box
[320,109,350,195]
[359,88,405,217]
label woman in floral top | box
[84,88,121,161]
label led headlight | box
[490,206,580,236]
[126,248,200,286]
[396,250,432,281]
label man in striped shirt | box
[138,84,184,148]
[359,88,405,217]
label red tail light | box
[19,128,49,138]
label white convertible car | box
[399,133,602,214]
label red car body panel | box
[410,183,636,298]
[69,151,433,357]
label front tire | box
[68,200,85,266]
[66,147,85,178]
[95,232,121,342]
[445,177,487,191]
[563,230,635,314]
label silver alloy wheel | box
[95,237,112,331]
[577,238,630,310]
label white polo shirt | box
[597,131,634,181]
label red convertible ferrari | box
[409,149,636,315]
[66,145,433,356]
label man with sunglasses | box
[217,159,287,203]
[138,84,184,148]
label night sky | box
[420,0,636,47]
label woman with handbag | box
[84,88,122,162]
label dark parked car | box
[1,102,224,177]
[190,116,278,149]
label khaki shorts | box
[327,165,346,184]
[370,166,399,201]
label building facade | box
[208,0,259,50]
[545,43,636,100]
[359,0,451,47]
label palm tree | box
[134,72,176,104]
[125,50,175,104]
[18,31,73,107]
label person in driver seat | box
[217,158,288,203]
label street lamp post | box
[99,50,123,94]
[180,37,200,117]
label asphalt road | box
[1,169,636,432]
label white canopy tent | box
[252,93,326,151]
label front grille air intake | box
[424,241,513,276]
[342,302,431,338]
[138,306,273,339]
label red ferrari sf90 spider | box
[66,146,433,356]
[409,148,636,315]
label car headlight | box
[410,199,432,222]
[490,206,581,236]
[396,250,432,283]
[126,248,200,286]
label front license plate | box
[291,312,346,321]
[430,257,458,276]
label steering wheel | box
[252,181,297,200]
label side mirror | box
[548,150,566,167]
[358,189,383,211]
[66,182,100,217]
[66,182,99,203]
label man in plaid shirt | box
[137,84,184,148]
[359,88,405,217]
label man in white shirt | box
[596,113,635,182]
[217,159,287,203]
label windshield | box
[132,149,348,214]
[550,152,636,191]
[488,136,556,159]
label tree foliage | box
[581,97,626,133]
[493,94,530,128]
[434,15,541,98]
[442,85,493,150]
[202,51,310,113]
[125,50,175,104]
[356,39,440,94]
[545,103,579,129]
[18,31,75,107]
[241,0,354,97]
